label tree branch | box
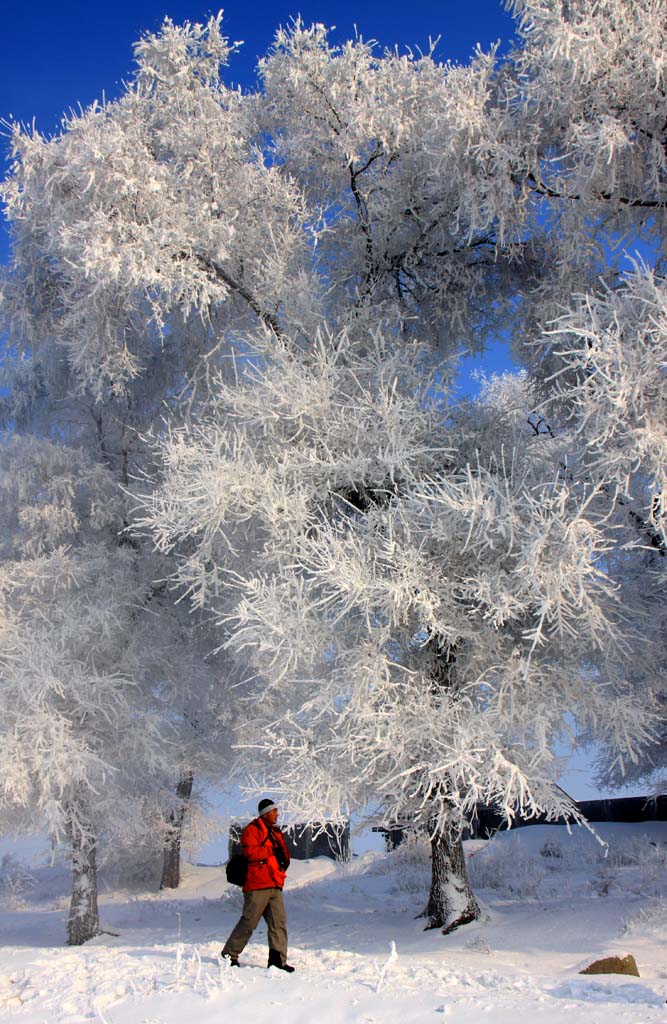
[524,172,667,210]
[193,254,284,338]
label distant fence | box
[474,794,667,838]
[229,820,350,862]
[372,795,667,848]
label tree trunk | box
[67,818,100,945]
[419,646,480,934]
[424,820,480,934]
[160,771,194,890]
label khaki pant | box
[222,887,288,962]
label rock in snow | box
[580,954,640,977]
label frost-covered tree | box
[0,14,307,400]
[0,18,244,916]
[500,0,667,349]
[485,0,667,794]
[2,2,666,934]
[0,423,233,934]
[0,437,178,942]
[135,333,654,932]
[537,264,667,791]
[0,434,236,939]
[0,12,530,933]
[505,0,667,788]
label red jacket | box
[241,817,291,892]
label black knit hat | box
[258,798,277,815]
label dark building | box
[472,794,667,836]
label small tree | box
[0,437,176,942]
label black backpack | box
[225,852,248,887]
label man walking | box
[221,798,295,972]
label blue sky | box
[2,1,515,131]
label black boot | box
[221,951,240,967]
[267,947,295,972]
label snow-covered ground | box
[1,822,666,1023]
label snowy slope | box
[1,823,666,1023]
